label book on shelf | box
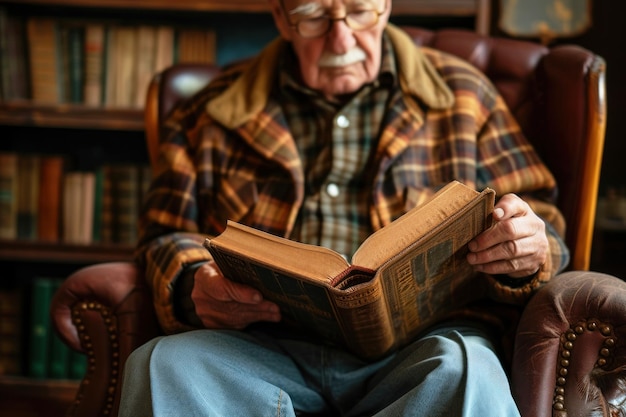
[26,17,60,104]
[134,25,157,108]
[29,277,55,378]
[61,23,85,104]
[37,155,65,242]
[16,154,40,240]
[0,8,29,101]
[24,276,85,380]
[0,152,18,239]
[205,180,496,360]
[48,280,69,379]
[62,171,95,244]
[154,25,175,74]
[176,28,216,64]
[0,286,23,376]
[83,23,105,106]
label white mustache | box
[318,47,367,67]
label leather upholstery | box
[51,27,620,417]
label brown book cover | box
[204,180,496,360]
[0,286,23,375]
[0,152,18,239]
[176,28,216,64]
[26,17,59,103]
[37,155,65,242]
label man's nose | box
[326,18,357,54]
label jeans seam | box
[277,389,283,417]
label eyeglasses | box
[284,2,387,39]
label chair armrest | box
[512,271,626,417]
[51,262,161,417]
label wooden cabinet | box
[0,0,491,415]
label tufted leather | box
[513,272,626,417]
[51,27,616,417]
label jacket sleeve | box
[135,119,215,333]
[475,93,570,304]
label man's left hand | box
[467,193,548,279]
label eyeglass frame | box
[280,0,388,39]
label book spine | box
[0,286,23,376]
[62,171,83,243]
[79,171,96,244]
[26,17,59,103]
[91,166,105,242]
[112,25,137,108]
[329,271,394,360]
[16,154,40,240]
[37,155,65,242]
[6,13,29,100]
[0,7,8,100]
[134,25,156,108]
[99,165,114,243]
[48,279,69,379]
[29,277,54,378]
[110,165,140,244]
[0,152,18,239]
[154,25,174,73]
[83,23,105,106]
[67,25,84,104]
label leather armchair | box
[51,27,624,417]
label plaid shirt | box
[136,24,569,335]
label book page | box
[352,181,486,270]
[207,221,350,284]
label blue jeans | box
[119,322,521,417]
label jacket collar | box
[206,23,455,129]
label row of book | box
[0,10,217,107]
[0,152,151,245]
[0,278,87,379]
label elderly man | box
[119,0,568,415]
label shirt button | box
[336,115,350,128]
[326,183,340,198]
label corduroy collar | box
[206,23,455,129]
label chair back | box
[144,27,607,271]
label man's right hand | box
[191,261,282,329]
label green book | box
[29,277,54,378]
[48,279,69,379]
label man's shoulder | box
[419,46,490,82]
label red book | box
[37,155,65,241]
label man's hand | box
[467,193,548,279]
[191,261,281,329]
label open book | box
[204,180,495,360]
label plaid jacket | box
[136,24,569,334]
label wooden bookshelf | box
[3,0,486,17]
[0,1,492,416]
[0,376,79,417]
[0,102,143,130]
[0,240,134,264]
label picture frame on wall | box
[499,0,592,44]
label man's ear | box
[269,0,294,41]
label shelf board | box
[2,0,481,16]
[0,239,134,264]
[0,375,79,400]
[0,375,78,417]
[0,101,144,131]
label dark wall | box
[492,1,625,195]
